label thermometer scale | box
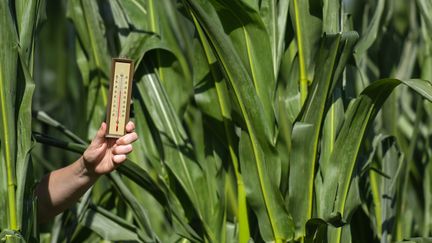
[106,58,134,138]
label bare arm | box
[35,121,138,223]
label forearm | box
[35,156,99,223]
[35,122,137,223]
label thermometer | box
[106,58,134,138]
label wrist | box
[76,156,100,181]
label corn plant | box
[2,0,432,243]
[0,0,45,242]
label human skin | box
[35,121,138,223]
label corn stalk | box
[3,0,432,242]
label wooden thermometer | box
[106,58,134,138]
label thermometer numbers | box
[112,74,128,118]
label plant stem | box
[293,0,308,105]
[0,69,17,230]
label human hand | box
[81,121,138,177]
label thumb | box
[91,122,107,146]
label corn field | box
[1,0,432,242]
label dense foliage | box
[1,0,432,242]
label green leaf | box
[33,130,202,242]
[319,78,432,236]
[149,0,193,116]
[67,0,111,139]
[117,161,203,242]
[0,0,19,230]
[367,135,404,242]
[191,14,250,242]
[424,159,432,237]
[396,238,432,243]
[135,64,212,240]
[417,0,432,33]
[0,229,25,243]
[239,131,294,241]
[33,111,86,144]
[211,0,277,141]
[184,107,228,243]
[109,172,160,242]
[291,0,322,103]
[117,0,148,31]
[289,32,357,238]
[184,0,274,145]
[353,0,385,63]
[79,206,142,242]
[101,0,129,48]
[185,1,295,241]
[323,0,341,33]
[15,55,36,240]
[260,0,290,76]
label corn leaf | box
[320,79,432,224]
[109,172,160,242]
[184,0,295,241]
[67,0,110,139]
[79,206,142,242]
[239,130,294,241]
[290,0,322,103]
[396,238,432,243]
[259,0,290,76]
[191,14,250,242]
[209,0,277,141]
[135,64,212,240]
[367,135,404,242]
[353,0,385,66]
[323,0,341,33]
[0,0,19,231]
[289,32,357,238]
[184,0,275,145]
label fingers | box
[125,121,135,133]
[111,144,131,165]
[111,121,137,165]
[92,122,107,146]
[112,144,133,155]
[116,132,138,145]
[112,154,127,164]
[84,141,106,158]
